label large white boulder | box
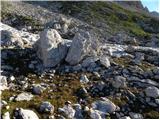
[35,29,68,67]
[65,31,98,65]
[14,108,39,119]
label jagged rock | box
[0,76,8,90]
[15,92,33,101]
[112,76,127,89]
[99,56,110,68]
[129,112,143,119]
[144,86,159,98]
[2,112,10,119]
[39,101,54,114]
[14,108,39,119]
[65,30,98,65]
[35,29,68,67]
[80,75,89,83]
[91,97,117,114]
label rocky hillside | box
[1,1,159,119]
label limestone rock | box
[65,30,98,65]
[35,29,68,67]
[15,92,33,101]
[91,97,117,114]
[14,108,39,119]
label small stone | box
[15,92,33,101]
[49,115,55,119]
[39,101,54,114]
[91,97,117,114]
[155,99,159,105]
[73,64,82,71]
[9,96,15,101]
[6,105,10,110]
[73,104,83,119]
[144,86,159,98]
[148,102,158,107]
[1,100,7,108]
[99,56,110,68]
[65,101,72,105]
[0,75,8,90]
[129,112,143,119]
[32,85,43,95]
[93,72,100,78]
[80,75,89,84]
[112,76,127,89]
[2,112,10,119]
[29,64,34,69]
[90,109,102,119]
[146,97,151,102]
[120,116,131,119]
[59,104,75,119]
[9,76,15,81]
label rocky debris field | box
[1,1,159,119]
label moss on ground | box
[1,71,95,118]
[59,1,156,38]
[1,11,43,33]
[112,57,132,67]
[143,110,159,119]
[138,61,156,71]
[108,97,127,107]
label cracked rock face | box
[35,29,68,67]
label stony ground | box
[1,1,159,119]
